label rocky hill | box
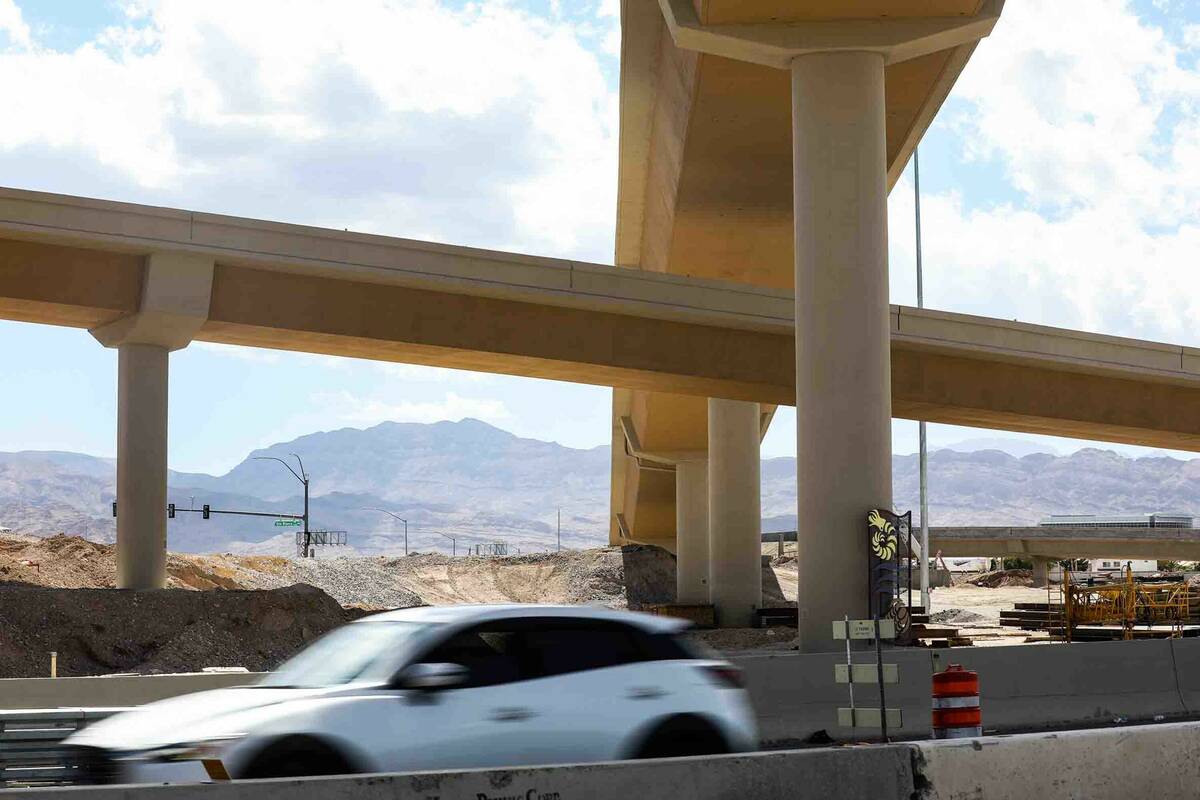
[2,419,1199,554]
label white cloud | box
[193,341,282,364]
[890,0,1200,348]
[192,341,354,369]
[372,363,489,382]
[0,0,29,48]
[312,390,511,427]
[0,0,618,261]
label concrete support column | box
[1031,557,1051,589]
[675,459,710,604]
[791,52,892,652]
[115,343,169,590]
[708,398,761,628]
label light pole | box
[914,148,930,613]
[254,454,310,558]
[435,532,456,556]
[365,508,408,555]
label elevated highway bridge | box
[4,0,1195,650]
[3,185,1200,591]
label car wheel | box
[632,715,730,759]
[239,736,357,779]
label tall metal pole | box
[363,508,409,556]
[253,454,311,559]
[557,508,561,552]
[302,475,310,558]
[915,148,930,613]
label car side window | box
[518,620,648,679]
[412,618,684,687]
[418,625,524,688]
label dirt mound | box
[0,533,808,675]
[930,608,989,625]
[0,583,352,677]
[968,569,1034,588]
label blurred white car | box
[65,604,757,783]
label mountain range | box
[2,419,1199,555]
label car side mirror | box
[396,662,468,691]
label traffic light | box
[111,501,117,517]
[202,504,210,520]
[168,503,175,519]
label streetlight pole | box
[435,532,456,556]
[365,508,408,556]
[254,454,310,558]
[914,148,930,613]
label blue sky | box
[2,0,1200,474]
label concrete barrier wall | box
[0,673,265,710]
[918,721,1200,799]
[6,722,1200,800]
[4,640,1195,742]
[1168,637,1200,714]
[738,638,1196,743]
[735,650,934,745]
[930,639,1190,733]
[0,747,916,800]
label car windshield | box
[259,621,433,688]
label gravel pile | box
[283,557,425,609]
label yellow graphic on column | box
[867,509,897,560]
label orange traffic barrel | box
[932,663,981,739]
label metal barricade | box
[0,708,128,787]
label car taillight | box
[701,664,743,689]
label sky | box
[2,0,1200,474]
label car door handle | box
[489,707,536,722]
[627,686,668,700]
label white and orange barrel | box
[932,663,981,739]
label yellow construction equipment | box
[1062,565,1189,641]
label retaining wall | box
[0,673,263,710]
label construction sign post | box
[833,614,901,742]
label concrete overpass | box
[5,186,1200,585]
[6,0,1198,649]
[931,527,1200,561]
[930,526,1200,586]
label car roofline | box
[356,604,692,634]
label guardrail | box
[0,708,127,788]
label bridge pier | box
[114,344,170,589]
[792,52,892,652]
[674,458,710,604]
[708,398,761,628]
[90,251,214,590]
[1032,557,1051,588]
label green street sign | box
[274,519,302,527]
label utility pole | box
[915,148,930,613]
[557,508,561,552]
[365,508,408,556]
[254,454,310,558]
